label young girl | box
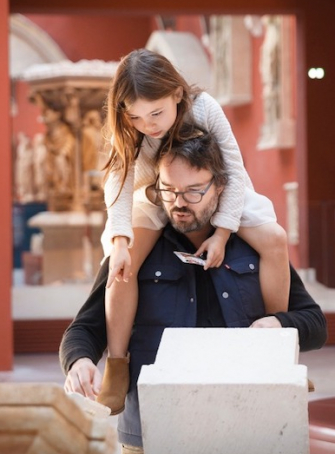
[97,48,290,413]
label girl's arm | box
[194,92,252,233]
[195,227,231,269]
[101,164,135,286]
[103,163,136,257]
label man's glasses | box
[155,178,214,204]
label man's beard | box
[165,192,219,234]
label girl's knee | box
[261,223,288,255]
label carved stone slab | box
[0,383,116,454]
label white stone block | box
[138,328,309,454]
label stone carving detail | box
[258,16,296,150]
[15,132,35,203]
[0,382,117,454]
[81,110,105,203]
[283,181,299,245]
[42,106,76,197]
[259,16,281,145]
[20,59,118,211]
[32,133,48,202]
[210,16,230,100]
[209,16,252,106]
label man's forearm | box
[60,326,107,375]
[282,267,328,352]
[59,258,110,374]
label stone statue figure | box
[210,15,230,102]
[81,110,103,172]
[15,132,34,203]
[42,107,76,194]
[32,133,48,202]
[259,15,281,142]
[63,87,81,130]
[81,110,104,199]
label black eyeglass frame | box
[155,178,215,204]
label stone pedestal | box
[28,211,105,284]
[21,251,43,285]
[0,383,116,454]
[138,328,309,454]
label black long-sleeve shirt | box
[59,229,328,375]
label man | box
[60,131,327,453]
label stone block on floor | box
[0,382,117,454]
[138,328,309,454]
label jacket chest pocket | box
[136,264,186,326]
[217,256,265,324]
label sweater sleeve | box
[103,162,135,253]
[59,258,109,374]
[273,266,328,352]
[193,92,253,232]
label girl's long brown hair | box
[102,48,201,204]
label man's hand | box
[250,316,282,328]
[195,227,231,270]
[64,357,102,400]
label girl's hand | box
[195,228,231,270]
[107,236,132,287]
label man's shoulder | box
[225,234,259,259]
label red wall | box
[12,82,45,145]
[223,20,298,265]
[305,2,335,286]
[0,0,13,370]
[226,27,297,220]
[12,14,154,185]
[26,14,153,61]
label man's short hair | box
[156,124,229,188]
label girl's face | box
[125,90,182,139]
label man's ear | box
[174,86,183,103]
[146,183,162,206]
[216,184,225,197]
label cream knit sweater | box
[102,92,275,256]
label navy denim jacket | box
[60,224,327,448]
